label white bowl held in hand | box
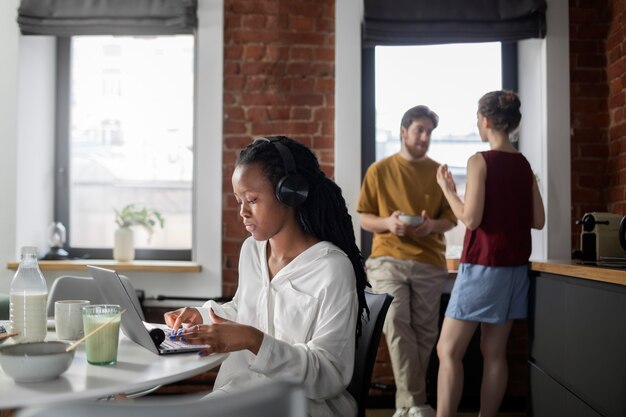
[0,341,74,382]
[399,214,424,226]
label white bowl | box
[0,341,74,382]
[399,214,424,226]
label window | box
[56,35,194,260]
[364,42,513,258]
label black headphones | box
[255,137,309,207]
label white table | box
[0,332,226,410]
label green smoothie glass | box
[82,304,121,365]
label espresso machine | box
[577,212,624,261]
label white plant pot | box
[113,227,135,262]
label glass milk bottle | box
[10,246,48,342]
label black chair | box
[348,289,393,417]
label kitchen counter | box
[528,260,626,417]
[529,259,626,287]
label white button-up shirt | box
[201,237,358,417]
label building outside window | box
[57,35,194,259]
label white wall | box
[0,0,224,299]
[519,0,571,261]
[15,36,56,257]
[0,0,21,292]
[335,0,363,244]
[518,38,548,260]
[335,0,572,261]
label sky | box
[375,42,502,139]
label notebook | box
[88,265,209,355]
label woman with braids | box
[165,136,368,417]
[435,91,545,417]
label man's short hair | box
[400,105,439,130]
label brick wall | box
[569,0,612,249]
[222,0,335,296]
[606,0,626,215]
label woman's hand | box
[436,164,457,194]
[164,307,203,336]
[178,309,264,356]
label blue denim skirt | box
[445,263,529,324]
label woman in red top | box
[435,91,545,417]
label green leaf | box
[113,204,165,238]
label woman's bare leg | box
[478,321,514,417]
[436,317,478,417]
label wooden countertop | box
[530,260,626,287]
[18,259,624,286]
[5,259,201,273]
[446,258,459,272]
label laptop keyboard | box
[160,337,194,350]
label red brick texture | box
[222,0,335,290]
[570,0,612,249]
[605,0,626,216]
[570,0,626,249]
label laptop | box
[88,265,209,355]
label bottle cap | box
[20,246,38,256]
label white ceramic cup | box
[55,300,90,341]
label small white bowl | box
[399,214,424,226]
[0,341,74,382]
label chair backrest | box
[47,274,145,321]
[46,276,104,317]
[16,379,307,417]
[348,290,393,417]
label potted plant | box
[113,204,165,261]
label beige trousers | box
[366,256,447,408]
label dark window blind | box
[17,0,197,36]
[363,0,547,46]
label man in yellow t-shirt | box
[357,105,456,417]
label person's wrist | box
[247,326,264,354]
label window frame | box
[54,37,192,261]
[360,42,518,257]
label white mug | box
[55,300,90,340]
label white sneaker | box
[408,405,436,417]
[391,408,408,417]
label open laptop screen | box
[88,266,206,355]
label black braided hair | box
[237,136,370,340]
